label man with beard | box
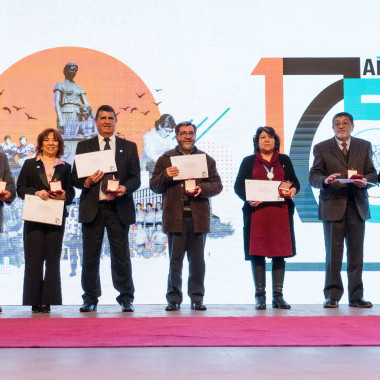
[150,121,222,311]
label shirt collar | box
[98,134,116,145]
[335,136,351,149]
[36,154,65,166]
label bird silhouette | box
[115,112,120,116]
[152,101,162,106]
[136,93,145,98]
[120,106,130,111]
[153,89,162,92]
[0,89,5,95]
[25,112,37,120]
[12,106,25,111]
[2,107,11,114]
[130,107,138,113]
[141,111,150,116]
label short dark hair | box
[332,112,353,124]
[175,121,196,135]
[63,62,78,77]
[36,128,64,157]
[4,135,10,141]
[155,114,176,131]
[95,105,116,120]
[19,136,26,142]
[253,126,280,153]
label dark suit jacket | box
[0,152,16,232]
[309,137,377,221]
[17,157,75,217]
[72,136,141,225]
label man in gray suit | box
[0,152,16,312]
[310,112,377,308]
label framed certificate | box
[0,180,6,194]
[49,180,63,194]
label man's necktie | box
[342,141,348,156]
[101,138,113,192]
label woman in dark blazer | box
[234,126,300,310]
[17,128,75,312]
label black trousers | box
[323,201,365,302]
[81,202,134,304]
[166,215,206,304]
[23,220,65,305]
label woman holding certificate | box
[17,128,75,313]
[234,126,299,310]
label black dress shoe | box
[121,302,134,312]
[165,301,181,311]
[191,301,207,310]
[349,298,373,308]
[79,303,97,312]
[255,296,266,310]
[323,298,339,308]
[41,305,50,313]
[32,305,41,313]
[272,297,291,309]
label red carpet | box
[1,316,380,347]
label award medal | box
[263,165,274,180]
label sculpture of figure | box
[77,105,97,138]
[54,63,93,138]
[140,114,176,174]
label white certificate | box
[337,179,376,186]
[170,154,208,180]
[245,179,284,202]
[74,150,117,178]
[22,195,65,226]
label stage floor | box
[1,305,380,379]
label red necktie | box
[342,141,348,156]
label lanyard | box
[263,165,274,180]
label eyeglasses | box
[333,122,351,127]
[178,131,195,137]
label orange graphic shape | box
[0,47,160,155]
[252,58,284,152]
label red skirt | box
[249,202,293,257]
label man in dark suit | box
[309,112,377,308]
[0,152,16,313]
[72,105,141,312]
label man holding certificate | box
[309,112,377,308]
[72,105,140,312]
[0,151,16,313]
[150,121,222,311]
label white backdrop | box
[1,0,379,305]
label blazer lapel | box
[328,138,347,168]
[35,160,49,189]
[347,137,360,169]
[52,163,66,182]
[115,137,124,168]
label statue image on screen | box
[76,104,97,138]
[53,62,94,139]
